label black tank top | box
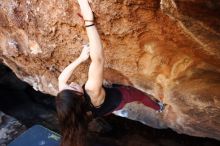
[83,85,122,117]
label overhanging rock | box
[0,0,220,140]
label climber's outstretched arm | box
[58,46,90,91]
[77,0,105,98]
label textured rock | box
[0,0,220,140]
[0,112,26,145]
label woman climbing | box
[56,0,165,146]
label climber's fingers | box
[79,44,90,61]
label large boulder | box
[0,0,220,140]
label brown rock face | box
[0,0,220,140]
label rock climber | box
[55,0,165,146]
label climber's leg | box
[117,86,161,111]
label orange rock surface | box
[0,0,220,140]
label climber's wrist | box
[77,57,85,63]
[85,21,95,28]
[77,0,94,21]
[85,21,94,25]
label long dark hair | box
[56,89,88,146]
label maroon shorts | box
[114,86,160,111]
